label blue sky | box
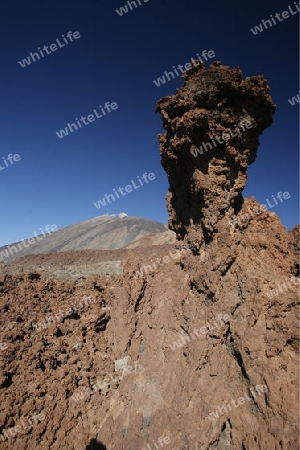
[0,0,298,246]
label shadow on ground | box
[85,438,107,450]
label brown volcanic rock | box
[289,225,300,276]
[95,199,299,449]
[0,273,120,449]
[0,226,299,449]
[94,65,298,448]
[155,61,276,243]
[0,243,179,279]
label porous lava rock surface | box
[0,63,298,450]
[155,61,276,244]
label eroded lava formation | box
[156,61,276,244]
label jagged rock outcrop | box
[97,63,298,449]
[156,61,276,244]
[96,63,298,449]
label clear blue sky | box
[0,0,298,246]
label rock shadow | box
[85,438,107,450]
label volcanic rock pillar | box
[156,61,276,245]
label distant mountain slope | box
[124,229,176,248]
[0,214,167,262]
